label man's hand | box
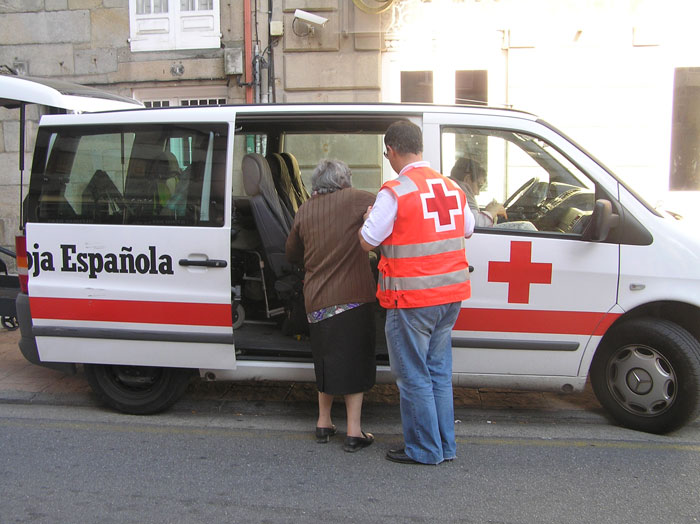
[485,200,507,222]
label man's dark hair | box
[450,157,485,183]
[450,157,472,181]
[384,120,423,155]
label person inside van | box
[285,159,377,453]
[449,157,507,227]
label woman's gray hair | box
[310,159,352,194]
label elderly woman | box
[285,159,377,453]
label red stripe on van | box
[455,308,620,336]
[29,297,231,327]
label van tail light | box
[15,234,28,293]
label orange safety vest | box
[377,165,471,309]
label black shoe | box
[315,425,337,443]
[343,432,374,452]
[385,448,425,465]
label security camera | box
[294,9,328,26]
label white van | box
[13,103,700,434]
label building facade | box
[1,0,699,263]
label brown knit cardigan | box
[285,187,377,313]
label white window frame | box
[129,0,221,52]
[132,85,228,107]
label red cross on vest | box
[420,179,462,232]
[488,240,552,304]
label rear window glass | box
[27,123,228,227]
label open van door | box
[1,74,144,232]
[20,110,235,414]
[0,74,143,112]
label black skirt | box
[309,302,376,395]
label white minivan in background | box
[12,102,700,434]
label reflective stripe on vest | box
[392,176,418,197]
[379,268,470,292]
[380,237,465,259]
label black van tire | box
[84,364,193,415]
[590,317,700,434]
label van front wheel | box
[591,318,700,434]
[84,364,193,415]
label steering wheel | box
[501,177,542,223]
[504,177,538,209]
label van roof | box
[34,101,538,126]
[0,75,143,112]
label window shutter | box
[129,0,220,52]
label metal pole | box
[267,0,275,103]
[253,43,261,104]
[18,103,25,230]
[244,0,254,103]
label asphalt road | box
[2,401,700,524]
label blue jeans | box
[385,302,461,464]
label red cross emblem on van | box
[420,178,461,232]
[488,241,552,304]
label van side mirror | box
[584,199,620,242]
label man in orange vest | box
[359,120,475,465]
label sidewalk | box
[0,327,605,420]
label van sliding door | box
[25,121,235,370]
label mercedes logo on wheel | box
[627,368,653,395]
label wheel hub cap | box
[608,345,676,416]
[626,368,653,395]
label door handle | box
[178,259,228,268]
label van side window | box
[283,133,385,194]
[28,124,228,227]
[442,127,596,235]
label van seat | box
[241,153,292,276]
[81,169,125,222]
[267,152,297,227]
[280,152,310,207]
[231,197,261,251]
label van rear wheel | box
[590,318,700,434]
[84,364,193,415]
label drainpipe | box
[267,0,275,103]
[244,0,254,103]
[253,43,261,104]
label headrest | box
[150,150,181,180]
[280,152,300,174]
[280,151,309,201]
[242,153,268,197]
[267,153,292,186]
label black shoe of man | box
[385,448,426,465]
